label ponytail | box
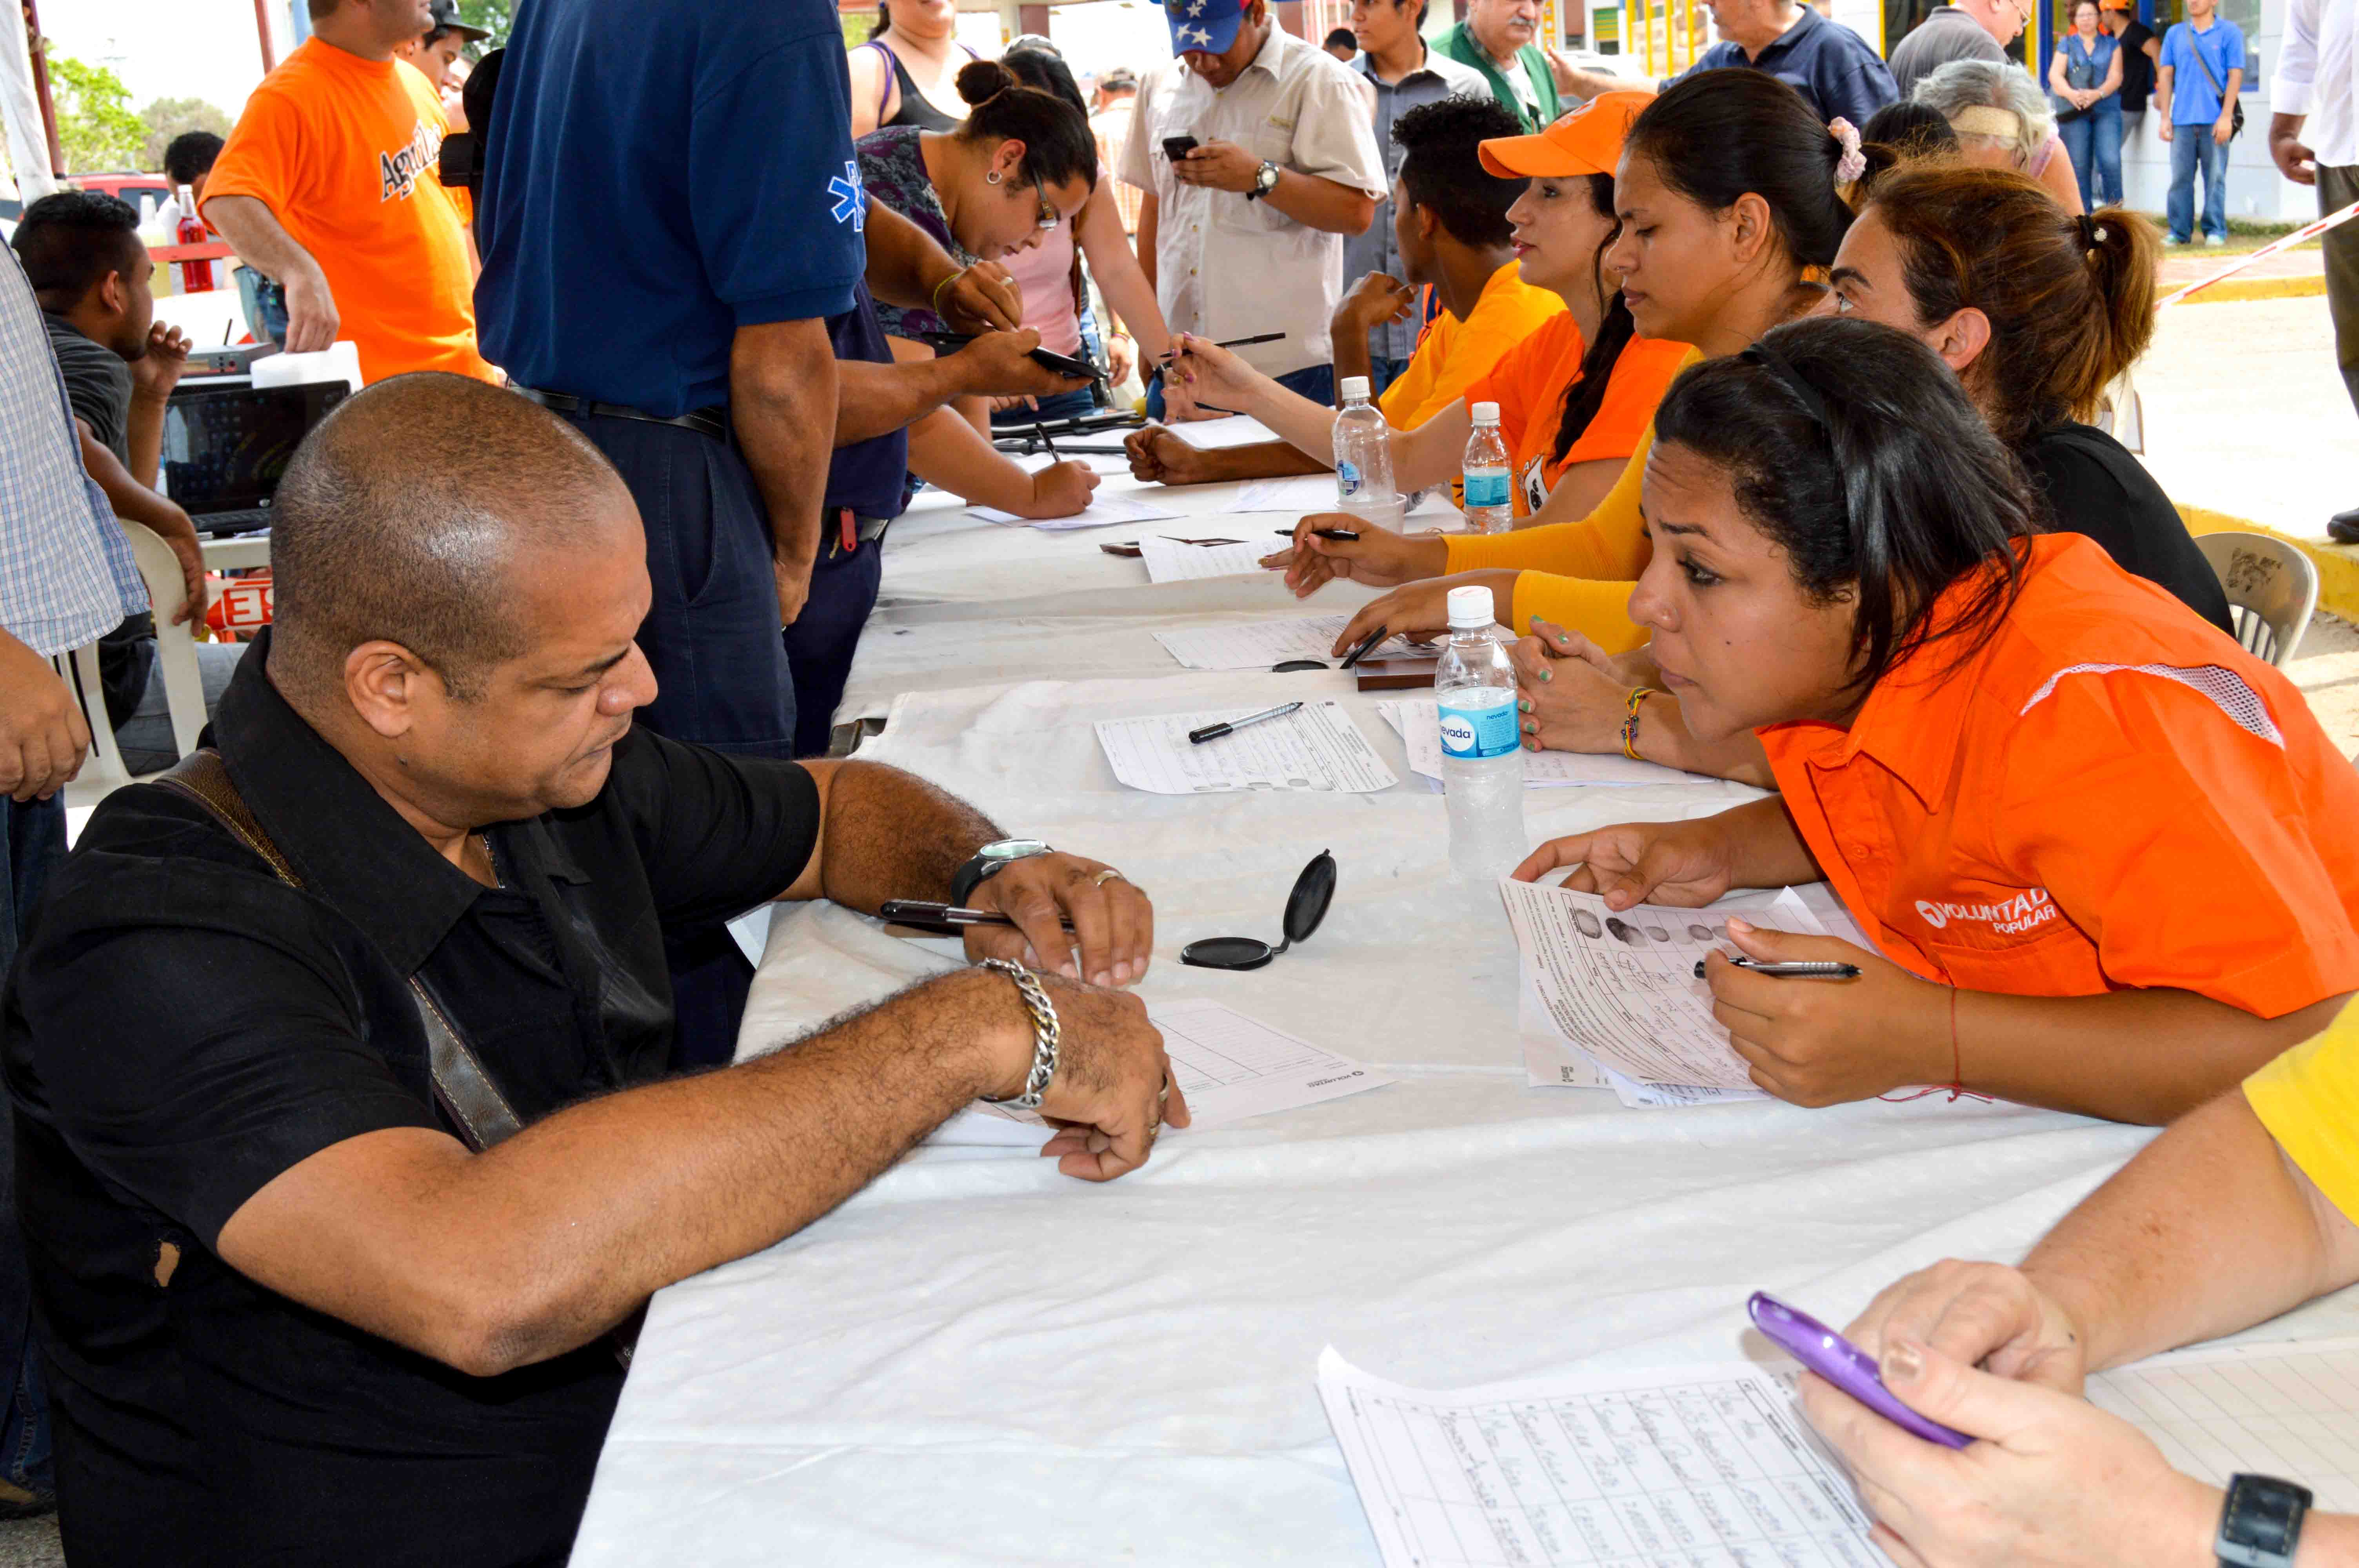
[954,59,1099,192]
[1867,164,2157,443]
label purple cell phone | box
[1748,1292,1973,1449]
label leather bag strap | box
[155,750,527,1153]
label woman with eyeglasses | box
[858,58,1106,520]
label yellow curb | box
[2170,274,2328,305]
[2184,506,2359,621]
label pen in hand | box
[879,900,1074,931]
[1276,527,1359,541]
[1692,956,1863,980]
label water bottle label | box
[1438,695,1518,759]
[1336,459,1363,498]
[1463,468,1509,510]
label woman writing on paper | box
[1509,316,2359,1125]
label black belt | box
[513,385,731,445]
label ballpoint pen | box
[1338,625,1390,669]
[879,901,1073,930]
[1189,700,1303,745]
[1691,958,1863,979]
[1274,527,1359,541]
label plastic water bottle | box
[1435,585,1525,880]
[1332,375,1394,508]
[1461,401,1511,535]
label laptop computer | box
[160,380,348,537]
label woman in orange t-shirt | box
[1513,318,2359,1126]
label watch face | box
[982,839,1051,862]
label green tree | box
[139,96,234,173]
[47,49,145,174]
[455,0,515,48]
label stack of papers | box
[932,998,1394,1144]
[967,496,1180,530]
[1152,615,1355,671]
[1378,698,1703,790]
[1501,879,1838,1107]
[1166,412,1282,449]
[1138,537,1268,583]
[1095,700,1397,794]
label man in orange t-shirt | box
[204,0,490,384]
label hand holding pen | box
[1699,916,1960,1107]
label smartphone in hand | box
[1162,134,1201,161]
[1749,1292,1972,1448]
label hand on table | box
[129,323,191,401]
[1258,514,1451,599]
[962,851,1155,988]
[1011,459,1101,519]
[1840,1260,2090,1393]
[1125,424,1216,485]
[999,973,1191,1181]
[1334,270,1418,337]
[1322,568,1519,659]
[1798,1338,2217,1568]
[1703,918,1947,1105]
[1511,815,1737,906]
[936,261,1023,333]
[0,635,91,802]
[1509,619,1637,754]
[1170,139,1264,193]
[954,326,1092,399]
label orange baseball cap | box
[1478,89,1654,180]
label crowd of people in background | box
[6,0,2359,1560]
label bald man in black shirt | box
[4,373,1181,1567]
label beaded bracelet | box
[1619,686,1657,762]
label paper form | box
[968,495,1181,530]
[932,998,1395,1145]
[1237,475,1343,513]
[1317,1347,1886,1568]
[1380,699,1704,789]
[1153,615,1356,670]
[1095,700,1398,794]
[1499,880,1828,1091]
[1138,537,1269,583]
[2085,1337,2359,1510]
[1167,412,1283,449]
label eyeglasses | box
[1034,184,1062,230]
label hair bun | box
[956,58,1015,107]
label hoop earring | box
[986,170,1003,185]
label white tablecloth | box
[572,476,2359,1566]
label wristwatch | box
[1245,160,1279,201]
[951,838,1053,906]
[2217,1474,2311,1567]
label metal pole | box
[20,0,59,178]
[253,0,277,73]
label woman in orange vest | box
[1512,316,2359,1125]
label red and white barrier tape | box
[2155,196,2359,309]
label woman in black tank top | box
[851,0,979,136]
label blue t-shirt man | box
[1668,4,1897,131]
[2158,11,2246,124]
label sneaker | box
[2166,235,2191,247]
[2205,234,2228,247]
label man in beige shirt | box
[1121,0,1387,411]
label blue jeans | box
[0,796,61,1508]
[1367,356,1411,400]
[780,532,883,759]
[1145,360,1340,420]
[2061,98,2124,211]
[2168,127,2230,241]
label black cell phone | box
[1028,346,1100,379]
[1162,134,1200,161]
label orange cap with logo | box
[1477,89,1655,180]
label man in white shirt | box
[1121,0,1387,412]
[2281,0,2359,541]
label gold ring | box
[1093,869,1125,887]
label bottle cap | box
[1339,376,1370,402]
[1446,585,1495,630]
[1471,401,1500,424]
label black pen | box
[1338,625,1389,669]
[1161,330,1288,363]
[1274,526,1359,541]
[879,900,1074,931]
[1691,957,1862,979]
[1189,700,1303,745]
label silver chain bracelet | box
[978,957,1060,1110]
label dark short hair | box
[11,191,145,305]
[1324,26,1358,48]
[163,130,224,187]
[954,59,1099,194]
[1649,316,2039,692]
[270,374,631,704]
[1394,96,1523,249]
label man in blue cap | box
[1119,0,1387,410]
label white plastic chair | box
[2196,530,2317,668]
[55,521,210,807]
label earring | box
[987,170,1002,185]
